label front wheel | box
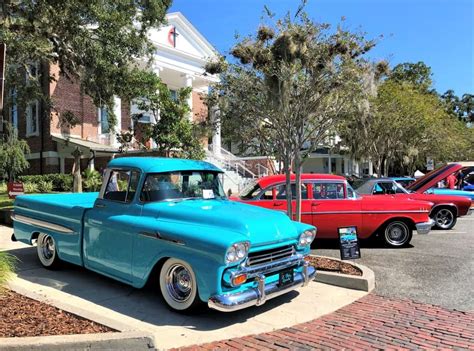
[383,221,412,248]
[36,233,61,269]
[432,208,457,230]
[159,258,202,313]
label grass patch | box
[0,252,16,291]
[0,194,13,211]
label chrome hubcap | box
[40,235,55,260]
[165,264,193,303]
[435,209,454,228]
[385,222,409,246]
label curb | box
[312,255,375,292]
[0,331,156,351]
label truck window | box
[104,169,140,203]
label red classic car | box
[235,174,435,248]
[356,177,473,230]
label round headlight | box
[235,243,247,259]
[226,246,237,262]
[225,241,250,264]
[299,230,316,246]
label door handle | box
[274,202,284,206]
[95,203,106,208]
[311,203,319,207]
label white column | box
[111,96,121,147]
[211,106,221,157]
[327,154,332,173]
[368,160,374,176]
[343,158,349,175]
[184,74,194,121]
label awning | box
[52,133,119,154]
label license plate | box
[279,268,294,287]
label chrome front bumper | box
[208,261,316,312]
[416,218,435,234]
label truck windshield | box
[140,171,226,202]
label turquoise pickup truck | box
[12,157,316,312]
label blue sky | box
[170,0,473,95]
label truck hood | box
[144,199,306,247]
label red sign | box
[8,182,24,199]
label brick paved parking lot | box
[176,294,474,350]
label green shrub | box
[0,182,6,194]
[0,252,16,291]
[37,180,53,193]
[18,173,74,192]
[82,169,102,192]
[24,182,39,194]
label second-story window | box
[99,107,109,134]
[26,100,39,137]
[10,89,18,129]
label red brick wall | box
[192,91,208,123]
[50,64,100,140]
[192,91,209,148]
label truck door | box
[83,169,141,283]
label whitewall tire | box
[36,233,61,269]
[159,258,201,312]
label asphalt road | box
[312,216,474,312]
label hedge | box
[18,174,73,192]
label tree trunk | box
[294,153,302,222]
[375,158,383,178]
[283,156,293,219]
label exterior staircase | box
[205,147,272,195]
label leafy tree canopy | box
[118,71,206,160]
[0,122,30,181]
[0,0,171,124]
[207,9,374,219]
[389,61,433,92]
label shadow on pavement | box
[312,238,414,250]
[7,246,300,331]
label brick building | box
[1,12,221,175]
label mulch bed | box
[0,290,115,337]
[307,255,362,276]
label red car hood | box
[407,163,463,193]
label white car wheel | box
[159,258,200,312]
[36,233,61,269]
[384,221,412,248]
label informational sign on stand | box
[8,182,24,199]
[338,226,361,260]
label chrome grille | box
[247,245,295,267]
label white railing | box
[208,146,258,179]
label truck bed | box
[13,192,99,266]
